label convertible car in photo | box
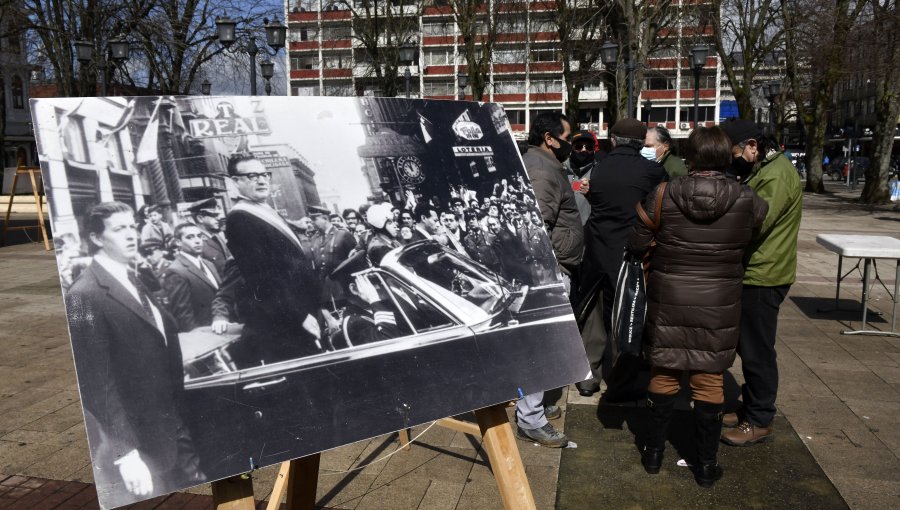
[178,241,585,480]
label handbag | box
[610,182,668,356]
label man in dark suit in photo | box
[65,201,203,506]
[163,223,221,332]
[188,198,230,276]
[214,154,323,365]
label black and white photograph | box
[30,95,589,508]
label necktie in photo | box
[127,269,157,324]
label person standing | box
[579,118,667,397]
[66,202,203,504]
[140,205,173,248]
[643,126,688,178]
[719,119,803,447]
[512,112,583,448]
[162,223,221,332]
[215,154,323,364]
[188,199,230,276]
[627,126,767,487]
[311,212,357,310]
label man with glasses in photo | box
[214,153,323,365]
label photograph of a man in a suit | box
[215,154,324,365]
[162,223,221,332]
[64,201,203,504]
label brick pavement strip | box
[1,183,899,509]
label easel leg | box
[2,171,18,246]
[211,474,255,510]
[398,428,412,450]
[285,453,320,510]
[28,169,50,251]
[474,404,537,510]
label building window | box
[493,48,525,64]
[530,18,556,33]
[292,86,319,96]
[422,22,453,36]
[648,107,677,123]
[531,48,557,62]
[505,110,526,125]
[424,49,456,66]
[493,80,524,94]
[321,26,351,40]
[290,25,318,42]
[12,75,24,109]
[530,79,562,94]
[679,106,715,122]
[291,57,319,70]
[645,76,675,90]
[323,54,350,68]
[324,83,353,96]
[59,111,90,163]
[422,81,454,96]
[678,75,717,89]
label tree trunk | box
[805,93,829,193]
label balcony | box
[577,89,607,102]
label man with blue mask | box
[643,126,688,178]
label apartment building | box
[286,0,723,139]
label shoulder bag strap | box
[635,181,668,232]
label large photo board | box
[30,95,589,508]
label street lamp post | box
[215,14,286,96]
[260,60,275,96]
[690,45,709,129]
[765,81,782,137]
[643,98,653,125]
[201,79,212,95]
[457,73,468,101]
[600,42,640,119]
[74,37,130,96]
[399,43,418,99]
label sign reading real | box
[189,116,271,139]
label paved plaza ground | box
[1,180,899,509]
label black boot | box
[641,392,676,474]
[693,400,725,487]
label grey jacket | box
[523,146,585,273]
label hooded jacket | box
[626,174,768,372]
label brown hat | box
[610,118,647,140]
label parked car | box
[179,241,576,481]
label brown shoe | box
[721,420,773,447]
[723,412,740,428]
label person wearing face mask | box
[578,118,666,400]
[514,112,585,448]
[718,119,802,448]
[566,130,601,225]
[643,126,688,178]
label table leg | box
[860,258,871,328]
[834,255,843,310]
[893,260,899,333]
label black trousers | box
[737,284,790,427]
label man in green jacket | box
[719,121,803,447]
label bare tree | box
[711,0,785,120]
[555,0,614,122]
[783,0,868,193]
[858,0,899,203]
[336,0,423,97]
[606,0,678,121]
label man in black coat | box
[215,154,324,366]
[487,215,533,285]
[579,118,667,397]
[65,202,203,507]
[163,223,221,332]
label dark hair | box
[400,208,413,218]
[86,201,134,253]
[173,222,200,241]
[144,204,160,216]
[328,213,341,220]
[527,112,568,146]
[342,208,359,220]
[226,153,259,176]
[652,126,674,149]
[685,126,734,172]
[138,243,164,257]
[758,133,781,157]
[413,203,434,221]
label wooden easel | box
[2,165,51,251]
[210,403,536,510]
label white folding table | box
[816,234,900,337]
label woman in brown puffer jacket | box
[626,126,767,487]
